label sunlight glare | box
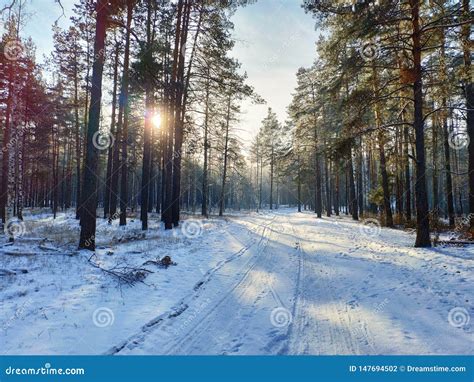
[151,113,161,129]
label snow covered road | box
[1,210,472,355]
[111,211,473,355]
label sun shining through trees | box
[0,0,472,362]
[2,0,471,250]
[150,112,161,130]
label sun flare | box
[151,113,161,129]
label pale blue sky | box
[231,0,319,142]
[2,0,319,144]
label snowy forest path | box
[107,212,280,354]
[4,210,470,355]
[110,210,472,355]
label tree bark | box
[104,41,119,219]
[404,125,412,222]
[443,108,455,226]
[410,0,431,247]
[0,51,14,227]
[201,73,210,218]
[372,65,393,227]
[78,0,108,250]
[140,0,154,230]
[461,0,473,231]
[297,154,301,212]
[348,145,358,221]
[269,146,274,210]
[219,95,232,217]
[325,155,331,217]
[73,48,82,220]
[119,1,134,227]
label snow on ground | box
[1,209,472,355]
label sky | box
[2,0,319,146]
[230,0,319,144]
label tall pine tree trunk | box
[141,0,154,230]
[461,0,473,231]
[373,66,393,227]
[269,147,274,210]
[297,154,302,213]
[219,95,231,217]
[1,55,14,227]
[171,0,190,226]
[119,1,134,227]
[201,73,210,218]
[432,113,439,222]
[163,0,183,229]
[410,0,431,247]
[325,155,331,217]
[404,125,412,222]
[73,51,82,219]
[78,0,108,250]
[104,41,119,219]
[443,109,455,226]
[348,144,358,221]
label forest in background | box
[0,0,472,250]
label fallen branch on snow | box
[436,240,474,246]
[0,268,28,276]
[2,251,37,256]
[88,255,153,286]
[38,238,62,252]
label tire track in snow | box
[106,214,277,355]
[282,213,306,354]
[286,214,376,355]
[161,214,280,354]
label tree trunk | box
[140,0,154,230]
[162,0,183,228]
[171,0,190,226]
[73,50,82,219]
[461,0,473,231]
[269,147,274,210]
[297,154,301,212]
[315,154,322,218]
[325,155,331,217]
[431,112,439,221]
[78,0,108,250]
[0,54,14,228]
[373,65,393,227]
[219,95,231,217]
[335,163,340,216]
[104,41,119,219]
[443,110,455,226]
[119,1,134,227]
[201,73,210,218]
[410,0,431,247]
[348,146,358,221]
[357,148,363,217]
[404,125,412,222]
